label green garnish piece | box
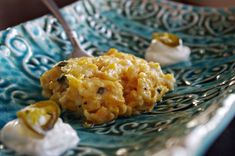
[153,32,180,47]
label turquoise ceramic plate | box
[0,0,235,155]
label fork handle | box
[41,0,85,56]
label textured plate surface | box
[0,0,235,155]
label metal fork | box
[41,0,90,58]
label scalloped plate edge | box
[154,93,235,156]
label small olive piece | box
[17,100,60,137]
[153,32,180,47]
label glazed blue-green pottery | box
[0,0,235,155]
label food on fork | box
[40,48,175,125]
[0,100,79,156]
[145,32,191,66]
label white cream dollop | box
[0,118,79,156]
[145,39,191,66]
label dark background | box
[0,0,234,156]
[1,0,235,30]
[0,0,76,30]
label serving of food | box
[0,0,235,156]
[0,35,178,155]
[1,44,176,155]
[41,48,175,125]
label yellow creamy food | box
[40,48,175,124]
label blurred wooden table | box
[0,0,77,30]
[1,0,235,30]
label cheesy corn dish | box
[40,48,175,124]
